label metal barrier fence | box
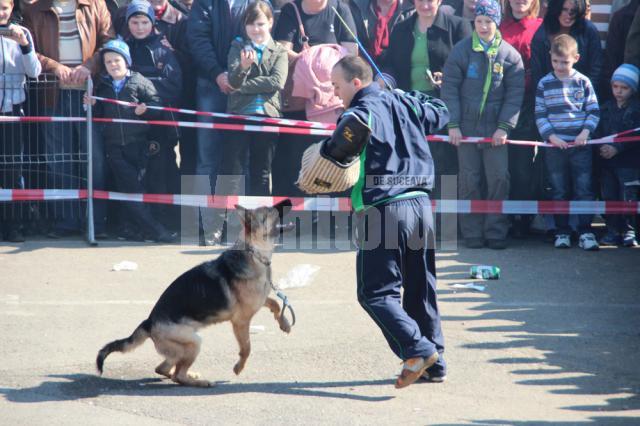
[0,73,95,243]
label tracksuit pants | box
[355,196,446,376]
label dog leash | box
[245,246,296,327]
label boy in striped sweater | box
[535,34,600,251]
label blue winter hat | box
[102,38,132,67]
[126,0,156,24]
[611,63,640,93]
[475,0,502,26]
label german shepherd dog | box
[96,199,294,387]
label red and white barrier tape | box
[0,115,332,137]
[3,114,639,147]
[89,96,640,147]
[2,189,639,214]
[91,95,337,130]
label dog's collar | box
[244,243,297,327]
[244,245,271,267]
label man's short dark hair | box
[334,56,373,84]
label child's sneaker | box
[623,230,638,247]
[579,233,599,251]
[554,234,571,248]
[600,232,622,246]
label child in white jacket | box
[0,0,42,242]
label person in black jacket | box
[530,0,603,92]
[187,0,269,245]
[87,39,177,243]
[594,64,640,247]
[381,0,470,241]
[126,0,183,229]
[348,0,415,61]
[601,0,639,101]
[382,1,470,97]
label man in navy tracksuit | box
[328,56,449,389]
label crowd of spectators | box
[0,0,638,250]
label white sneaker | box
[579,233,599,251]
[554,234,571,248]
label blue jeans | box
[45,90,106,233]
[600,167,639,234]
[195,78,228,235]
[195,77,227,191]
[544,146,594,235]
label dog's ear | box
[272,199,292,218]
[235,204,248,226]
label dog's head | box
[235,199,294,243]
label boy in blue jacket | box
[596,64,640,247]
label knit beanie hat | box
[475,0,502,26]
[611,63,640,93]
[102,38,132,67]
[126,0,156,24]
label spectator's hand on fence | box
[599,144,618,159]
[240,48,255,70]
[54,65,73,84]
[70,66,91,84]
[549,134,569,149]
[134,103,148,116]
[574,129,590,146]
[7,24,29,46]
[83,93,96,106]
[216,72,233,94]
[448,128,462,146]
[491,128,507,147]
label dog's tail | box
[96,319,151,374]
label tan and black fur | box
[96,200,293,387]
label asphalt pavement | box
[1,233,639,425]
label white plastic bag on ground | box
[112,261,138,271]
[451,283,485,292]
[276,264,320,289]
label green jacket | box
[227,38,288,117]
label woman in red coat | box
[500,0,542,238]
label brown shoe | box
[395,352,439,389]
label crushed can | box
[469,265,500,280]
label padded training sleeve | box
[321,112,372,165]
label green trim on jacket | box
[471,30,502,117]
[350,111,373,212]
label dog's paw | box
[187,371,201,380]
[233,362,245,375]
[279,320,292,334]
[171,375,212,387]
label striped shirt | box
[535,70,600,141]
[54,0,83,66]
